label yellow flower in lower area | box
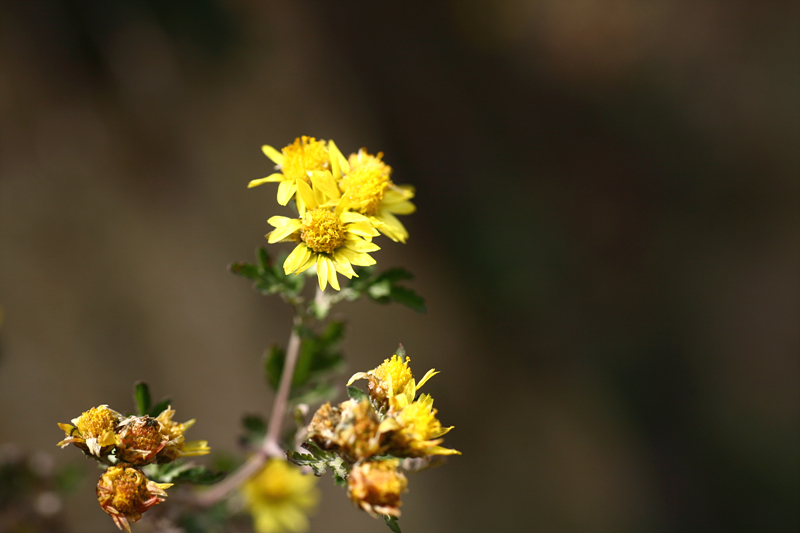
[330,145,416,243]
[57,405,122,458]
[242,459,320,533]
[96,464,172,533]
[347,459,407,518]
[248,136,339,208]
[267,180,380,291]
[384,394,460,458]
[347,354,438,410]
[154,406,211,463]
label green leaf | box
[347,386,369,402]
[242,414,267,436]
[228,262,259,280]
[383,515,402,533]
[148,398,171,417]
[374,267,414,284]
[389,285,426,313]
[133,382,151,416]
[146,462,225,485]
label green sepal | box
[383,515,402,533]
[133,381,151,416]
[347,386,369,403]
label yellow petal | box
[347,222,380,238]
[326,257,340,290]
[386,200,416,215]
[340,211,371,224]
[347,371,369,386]
[296,179,317,210]
[316,255,329,290]
[416,368,439,390]
[277,180,297,206]
[332,250,357,278]
[267,219,302,243]
[310,170,341,200]
[374,211,409,243]
[262,144,285,166]
[248,173,284,188]
[344,238,380,253]
[329,139,344,179]
[337,248,376,267]
[284,244,311,274]
[267,216,293,228]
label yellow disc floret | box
[75,406,119,439]
[300,208,347,254]
[280,136,330,184]
[340,151,391,216]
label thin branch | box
[195,319,303,507]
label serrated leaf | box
[347,386,369,402]
[134,382,151,416]
[374,267,414,284]
[256,247,271,272]
[383,515,402,533]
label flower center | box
[281,136,330,183]
[109,467,148,514]
[340,154,390,216]
[301,208,346,254]
[75,406,117,438]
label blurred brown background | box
[0,1,798,532]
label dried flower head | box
[114,416,167,465]
[347,460,407,518]
[96,464,172,533]
[307,399,385,461]
[57,405,122,458]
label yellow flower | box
[307,399,386,461]
[347,459,407,518]
[248,136,340,209]
[329,144,416,243]
[241,459,320,533]
[96,464,172,533]
[154,406,211,462]
[347,354,438,410]
[383,394,460,458]
[266,180,380,291]
[57,405,122,458]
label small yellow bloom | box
[307,399,386,461]
[96,464,172,533]
[267,180,380,291]
[248,136,339,209]
[347,354,438,410]
[242,459,320,533]
[57,405,122,458]
[347,460,407,518]
[330,145,416,243]
[383,394,460,458]
[154,406,211,462]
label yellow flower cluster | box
[57,405,209,531]
[306,354,459,517]
[249,136,416,291]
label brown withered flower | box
[96,464,172,533]
[347,460,407,518]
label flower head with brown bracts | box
[154,406,210,462]
[96,464,172,533]
[347,354,438,411]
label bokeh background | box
[1,1,798,532]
